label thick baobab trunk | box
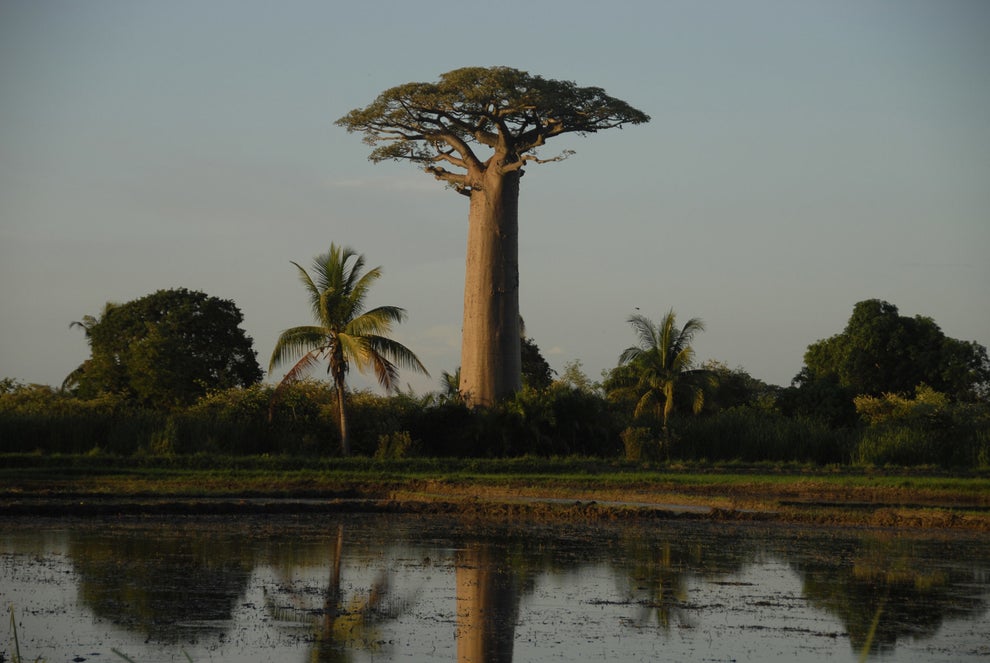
[459,170,522,407]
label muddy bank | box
[2,491,987,532]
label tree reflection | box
[616,526,755,631]
[455,542,524,663]
[69,522,252,642]
[622,539,691,629]
[265,524,403,662]
[789,534,989,658]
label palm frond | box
[365,335,429,375]
[291,260,324,322]
[347,306,406,337]
[274,350,324,387]
[348,265,383,313]
[619,345,644,366]
[627,313,659,351]
[633,389,660,421]
[676,316,706,350]
[370,352,400,391]
[269,326,330,372]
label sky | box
[2,0,988,396]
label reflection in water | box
[2,516,986,661]
[265,524,401,662]
[69,521,252,641]
[790,534,987,658]
[456,543,520,663]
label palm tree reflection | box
[266,525,401,662]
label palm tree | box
[439,367,462,403]
[617,308,710,455]
[269,244,428,455]
[62,302,119,392]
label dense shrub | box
[852,386,990,467]
[2,376,985,466]
[180,381,337,455]
[620,427,657,462]
[676,407,855,464]
[0,382,158,454]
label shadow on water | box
[2,515,988,661]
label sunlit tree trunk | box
[459,170,522,407]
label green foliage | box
[778,370,860,428]
[72,288,262,409]
[269,244,427,455]
[521,337,554,391]
[0,382,135,454]
[611,309,712,442]
[2,371,984,467]
[555,360,599,395]
[801,299,990,401]
[337,66,650,183]
[699,360,778,413]
[182,381,337,455]
[375,430,415,460]
[677,407,854,464]
[620,427,659,462]
[852,386,990,467]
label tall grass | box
[676,408,855,464]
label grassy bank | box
[2,453,989,530]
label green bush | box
[854,427,938,466]
[375,430,416,459]
[3,375,984,466]
[852,386,990,467]
[677,407,854,464]
[620,427,657,461]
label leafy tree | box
[555,359,599,395]
[852,385,990,466]
[338,66,649,406]
[73,289,262,408]
[63,302,119,391]
[801,299,990,401]
[521,336,553,391]
[699,360,777,413]
[438,368,463,403]
[778,368,859,428]
[612,309,711,453]
[269,244,428,456]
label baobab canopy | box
[336,66,650,194]
[338,67,649,407]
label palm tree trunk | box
[662,384,674,461]
[336,382,350,456]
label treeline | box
[3,294,989,468]
[2,375,988,467]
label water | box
[1,514,987,662]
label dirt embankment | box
[3,476,989,532]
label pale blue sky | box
[2,0,988,394]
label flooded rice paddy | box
[1,514,988,662]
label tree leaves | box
[337,66,650,188]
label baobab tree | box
[338,66,649,406]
